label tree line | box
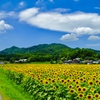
[0,48,100,63]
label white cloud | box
[88,35,100,40]
[19,7,100,41]
[8,11,16,17]
[0,11,16,19]
[19,8,39,21]
[0,11,14,33]
[74,27,94,36]
[36,0,53,6]
[0,20,13,33]
[86,44,100,47]
[19,1,25,6]
[52,8,70,13]
[60,33,79,41]
[15,1,26,10]
[0,12,7,19]
[35,0,44,5]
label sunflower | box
[78,93,84,98]
[57,78,60,81]
[67,79,70,83]
[51,79,55,83]
[95,80,99,84]
[80,78,84,82]
[88,80,94,86]
[97,81,100,86]
[43,79,49,84]
[75,80,80,84]
[48,78,51,81]
[94,93,100,99]
[64,80,67,84]
[77,87,82,92]
[73,79,76,82]
[68,85,73,89]
[82,87,87,92]
[92,77,96,81]
[90,88,94,93]
[40,80,43,83]
[53,86,56,90]
[76,85,80,89]
[86,94,93,100]
[70,89,75,94]
[61,79,64,83]
[83,79,86,83]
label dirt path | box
[0,95,2,100]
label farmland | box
[0,64,100,100]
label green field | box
[0,68,32,100]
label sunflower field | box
[1,64,100,100]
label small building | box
[93,61,99,64]
[0,61,4,65]
[15,60,19,63]
[75,58,80,61]
[72,59,79,64]
[84,60,93,64]
[0,61,4,66]
[63,60,68,64]
[67,60,73,64]
[63,60,73,64]
[80,61,85,64]
[19,59,27,62]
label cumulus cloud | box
[0,11,14,33]
[0,20,13,33]
[74,27,94,36]
[60,33,79,41]
[19,7,100,41]
[88,35,100,40]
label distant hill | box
[0,43,100,62]
[0,43,73,55]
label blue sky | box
[0,0,100,50]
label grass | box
[0,67,33,100]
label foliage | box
[0,43,100,63]
[0,67,31,100]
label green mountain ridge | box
[0,43,72,55]
[0,43,100,62]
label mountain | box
[0,43,72,55]
[1,43,100,62]
[0,43,100,55]
[0,46,25,54]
